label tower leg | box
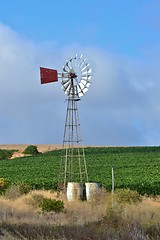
[58,97,88,190]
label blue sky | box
[0,0,160,146]
[1,0,159,53]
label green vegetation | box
[28,192,65,212]
[0,149,15,160]
[4,184,32,199]
[0,146,160,195]
[39,198,64,213]
[114,188,142,205]
[23,145,39,155]
[0,178,10,194]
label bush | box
[0,178,5,187]
[29,194,64,213]
[0,178,10,195]
[115,189,142,205]
[5,185,22,199]
[0,149,15,160]
[23,145,39,155]
[4,183,32,199]
[19,183,32,194]
[29,193,45,208]
[39,198,64,213]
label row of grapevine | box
[0,147,160,195]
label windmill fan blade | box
[75,56,80,69]
[81,72,91,77]
[74,85,78,96]
[79,59,87,69]
[68,85,75,97]
[65,61,71,70]
[79,82,85,90]
[73,57,77,69]
[69,57,74,68]
[74,54,77,59]
[80,80,90,89]
[62,73,69,78]
[63,82,71,92]
[83,88,88,93]
[65,61,69,67]
[88,68,92,74]
[81,64,90,72]
[64,87,70,95]
[86,82,91,88]
[78,92,84,97]
[81,75,91,81]
[81,80,87,85]
[63,66,68,72]
[81,76,88,80]
[77,84,83,94]
[82,68,92,75]
[75,86,80,97]
[62,79,70,85]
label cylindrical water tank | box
[67,182,83,201]
[85,182,101,201]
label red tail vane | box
[40,67,58,84]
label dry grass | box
[0,189,110,227]
[120,201,160,227]
[0,189,160,239]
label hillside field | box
[0,146,160,195]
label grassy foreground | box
[0,146,160,239]
[0,188,160,240]
[0,146,160,195]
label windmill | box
[40,54,92,191]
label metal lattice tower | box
[58,55,92,189]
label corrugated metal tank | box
[67,182,83,201]
[85,182,101,201]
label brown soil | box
[0,144,63,153]
[143,199,160,207]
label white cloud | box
[0,23,160,146]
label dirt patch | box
[149,201,160,207]
[143,199,160,207]
[10,152,26,159]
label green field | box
[0,146,160,195]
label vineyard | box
[0,146,160,195]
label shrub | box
[0,149,6,160]
[19,183,32,194]
[28,194,64,213]
[29,193,45,208]
[39,198,64,213]
[0,149,15,160]
[23,145,39,155]
[0,178,10,195]
[5,185,22,199]
[4,183,32,199]
[115,189,142,205]
[0,178,5,187]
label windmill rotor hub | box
[69,70,77,79]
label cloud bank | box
[0,23,160,146]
